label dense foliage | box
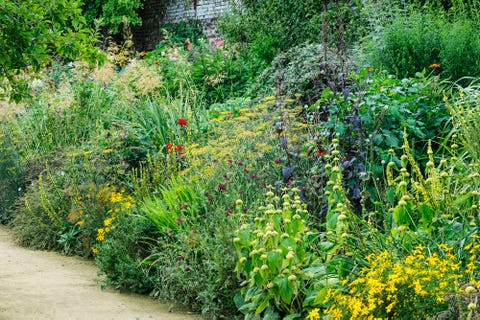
[0,0,102,101]
[81,0,143,35]
[3,0,480,319]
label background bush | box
[360,5,480,81]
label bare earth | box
[0,226,201,320]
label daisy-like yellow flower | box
[306,308,320,320]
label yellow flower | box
[96,228,105,242]
[306,308,320,320]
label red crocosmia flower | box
[177,118,188,126]
[165,143,172,151]
[175,145,183,152]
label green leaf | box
[302,265,326,279]
[274,276,293,304]
[255,295,270,315]
[393,205,406,225]
[317,241,335,252]
[384,131,400,147]
[234,290,246,309]
[267,251,281,270]
[263,306,280,320]
[313,287,328,305]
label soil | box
[0,225,201,320]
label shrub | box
[361,8,480,81]
[233,187,319,319]
[218,0,365,65]
[145,38,252,106]
[297,69,448,215]
[95,213,155,294]
[252,43,352,104]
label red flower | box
[175,145,183,152]
[165,143,172,151]
[317,147,326,157]
[177,118,188,126]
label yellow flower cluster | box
[324,245,462,319]
[91,185,135,253]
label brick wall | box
[133,0,229,51]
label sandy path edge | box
[0,225,201,320]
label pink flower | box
[210,39,225,48]
[185,38,192,50]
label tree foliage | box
[218,0,365,63]
[0,0,102,101]
[82,0,143,35]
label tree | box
[0,0,103,101]
[82,0,143,36]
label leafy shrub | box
[95,213,155,294]
[82,0,142,35]
[439,19,480,81]
[253,43,352,104]
[233,188,320,319]
[218,0,364,65]
[295,69,448,215]
[1,0,103,100]
[145,38,252,106]
[361,9,480,81]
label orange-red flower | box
[177,118,187,126]
[165,143,172,151]
[317,148,326,157]
[429,63,441,69]
[175,145,183,152]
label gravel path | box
[0,225,200,320]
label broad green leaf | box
[274,276,293,305]
[255,295,270,315]
[267,251,281,270]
